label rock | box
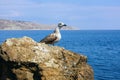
[0,36,94,80]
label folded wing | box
[40,33,57,44]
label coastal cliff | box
[0,36,93,80]
[0,19,76,30]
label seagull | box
[40,22,67,45]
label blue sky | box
[0,0,120,30]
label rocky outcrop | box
[0,36,94,80]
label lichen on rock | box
[0,36,94,80]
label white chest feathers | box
[56,32,61,41]
[54,27,61,42]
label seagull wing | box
[40,33,57,44]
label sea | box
[0,30,120,80]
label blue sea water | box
[0,30,120,80]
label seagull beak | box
[63,24,67,26]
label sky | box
[0,0,120,30]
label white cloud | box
[0,11,22,19]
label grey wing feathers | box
[40,33,57,44]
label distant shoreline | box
[0,29,79,31]
[0,19,77,30]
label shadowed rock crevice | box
[0,58,17,80]
[0,57,42,80]
[0,36,94,80]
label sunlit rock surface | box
[0,36,94,80]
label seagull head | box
[58,22,67,29]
